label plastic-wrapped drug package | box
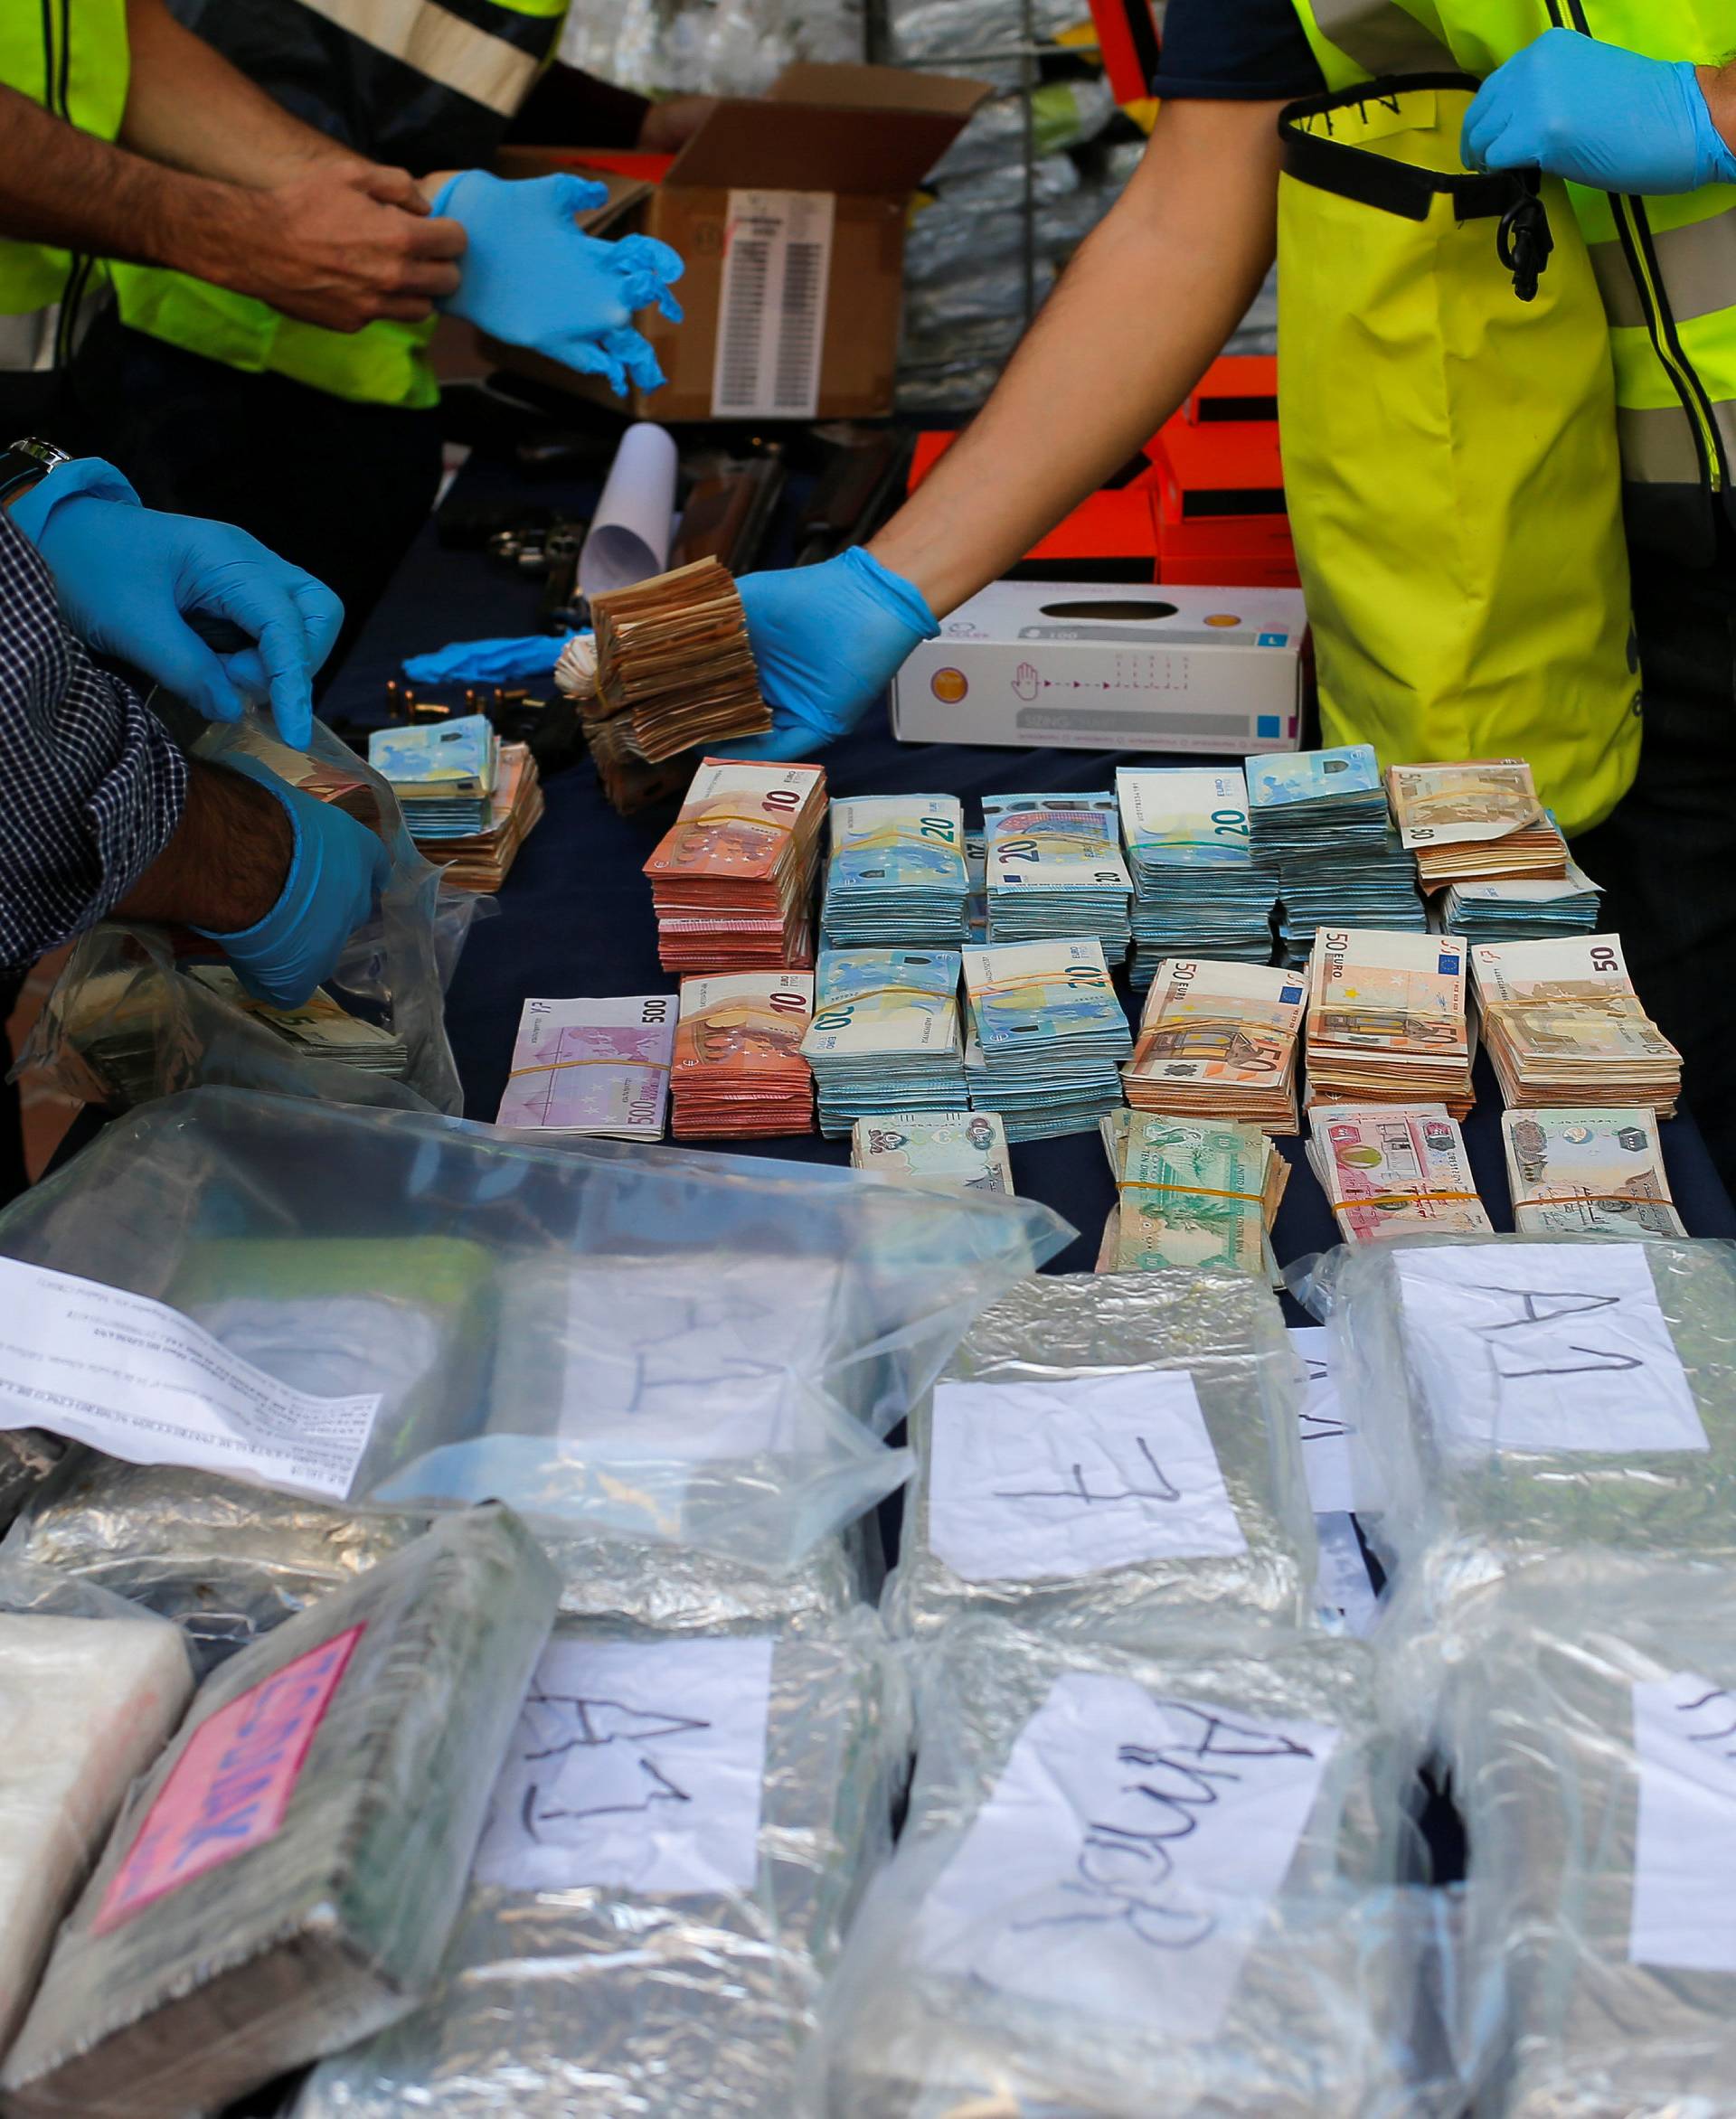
[883,1271,1318,1643]
[1444,1559,1736,2119]
[0,1505,560,2119]
[1325,1235,1736,1614]
[293,1609,904,2119]
[816,1618,1449,2119]
[543,1523,871,1634]
[0,1597,193,2050]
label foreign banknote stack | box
[1386,758,1565,890]
[1471,935,1683,1114]
[1500,1106,1685,1236]
[187,967,410,1077]
[982,791,1132,962]
[1107,1110,1288,1276]
[410,741,543,890]
[643,758,826,972]
[822,794,969,947]
[850,1108,1014,1192]
[1306,1103,1492,1243]
[962,937,1131,1141]
[1116,767,1276,987]
[495,994,675,1140]
[367,714,498,836]
[669,970,815,1138]
[586,557,771,762]
[1306,928,1475,1117]
[1122,957,1304,1133]
[1247,745,1425,964]
[802,948,968,1136]
[1442,833,1602,944]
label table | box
[325,452,1736,1287]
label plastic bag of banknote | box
[813,1615,1465,2118]
[1317,1233,1736,1622]
[0,1086,1070,1570]
[17,709,462,1116]
[1443,1554,1736,2118]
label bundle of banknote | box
[822,793,969,946]
[1122,956,1305,1132]
[366,714,498,836]
[186,966,410,1075]
[1248,745,1425,963]
[982,790,1132,962]
[1500,1105,1685,1236]
[1115,766,1276,986]
[962,936,1131,1141]
[410,741,543,890]
[1305,928,1475,1117]
[580,711,695,817]
[670,969,815,1138]
[1307,1102,1493,1243]
[1109,1110,1288,1276]
[850,1108,1014,1192]
[587,558,771,763]
[643,757,826,973]
[495,994,675,1140]
[963,831,987,944]
[1471,934,1683,1114]
[802,947,968,1136]
[1442,835,1602,943]
[1386,758,1565,890]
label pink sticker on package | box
[94,1624,364,1933]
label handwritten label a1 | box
[928,1372,1248,1586]
[1631,1669,1736,1973]
[918,1671,1336,2036]
[1392,1243,1707,1460]
[472,1636,774,1897]
[1288,1325,1355,1516]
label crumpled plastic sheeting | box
[815,1618,1455,2119]
[928,77,1118,184]
[905,180,1108,288]
[293,1609,906,2119]
[1443,1557,1736,2119]
[890,0,1096,90]
[558,0,863,97]
[882,1270,1318,1643]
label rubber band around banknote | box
[507,1056,673,1078]
[684,809,797,834]
[1118,1181,1267,1203]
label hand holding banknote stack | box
[1306,928,1476,1117]
[850,1109,1014,1192]
[1500,1106,1685,1236]
[670,970,815,1138]
[803,948,969,1137]
[643,758,826,973]
[1471,935,1683,1114]
[1306,1103,1492,1243]
[823,795,970,947]
[1108,1110,1288,1277]
[1122,957,1305,1133]
[495,994,675,1140]
[982,791,1132,963]
[1385,758,1565,890]
[586,557,771,763]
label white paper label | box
[1630,1670,1736,1973]
[928,1371,1248,1584]
[1393,1244,1706,1459]
[1314,1511,1379,1636]
[473,1636,773,1896]
[1288,1325,1355,1515]
[0,1257,379,1500]
[712,189,835,419]
[919,1672,1336,2036]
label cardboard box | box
[891,579,1308,756]
[486,64,990,422]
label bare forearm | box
[871,99,1285,616]
[122,0,360,185]
[1699,58,1736,157]
[116,761,292,934]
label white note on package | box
[0,1256,378,1499]
[1393,1243,1705,1459]
[1288,1325,1355,1515]
[919,1672,1336,2037]
[1631,1670,1736,1973]
[928,1371,1248,1584]
[712,189,835,419]
[473,1635,773,1896]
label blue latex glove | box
[1462,29,1736,193]
[11,459,342,749]
[430,171,684,397]
[402,632,579,685]
[194,753,390,1010]
[729,548,939,761]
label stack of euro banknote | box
[1101,1109,1288,1276]
[1386,757,1565,890]
[963,937,1131,1141]
[802,947,969,1136]
[669,970,815,1138]
[495,994,675,1141]
[367,714,497,836]
[1500,1105,1685,1236]
[982,791,1131,962]
[1306,1103,1492,1242]
[1306,928,1476,1118]
[1247,744,1425,964]
[849,1108,1014,1192]
[822,794,969,946]
[643,758,826,973]
[1441,820,1602,943]
[1471,934,1683,1114]
[1122,956,1305,1133]
[1115,766,1276,986]
[407,740,543,890]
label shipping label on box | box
[892,581,1307,756]
[711,189,836,419]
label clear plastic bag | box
[293,1607,907,2119]
[1443,1557,1736,2119]
[0,1087,1070,1568]
[0,1506,559,2119]
[813,1616,1454,2119]
[882,1270,1319,1643]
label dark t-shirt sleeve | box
[1155,0,1327,99]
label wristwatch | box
[0,438,73,511]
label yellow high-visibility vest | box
[0,2,128,316]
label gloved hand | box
[1462,28,1736,194]
[194,753,390,1010]
[430,171,684,397]
[10,460,342,749]
[730,548,939,761]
